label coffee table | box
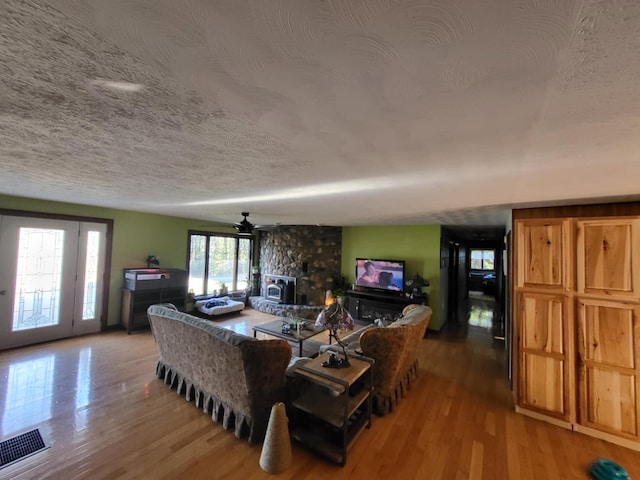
[252,319,326,356]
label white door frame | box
[0,212,112,350]
[72,222,108,336]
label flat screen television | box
[355,258,405,294]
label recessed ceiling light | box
[89,80,145,92]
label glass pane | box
[208,237,236,293]
[482,250,495,270]
[12,228,64,331]
[188,235,207,295]
[82,231,100,320]
[236,238,251,290]
[471,249,495,270]
[470,249,483,270]
[189,234,252,294]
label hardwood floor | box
[1,303,638,479]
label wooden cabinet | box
[514,216,640,450]
[121,286,186,333]
[120,268,187,333]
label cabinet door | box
[161,287,186,308]
[577,300,640,440]
[515,219,571,290]
[346,297,359,320]
[518,292,572,419]
[576,218,640,298]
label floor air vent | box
[0,429,50,469]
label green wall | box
[341,225,443,330]
[1,195,445,330]
[0,194,234,327]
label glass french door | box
[0,216,107,350]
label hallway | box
[442,292,505,349]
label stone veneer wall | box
[258,225,342,306]
[248,296,323,320]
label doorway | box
[0,215,109,350]
[468,248,497,300]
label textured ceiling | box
[1,0,640,228]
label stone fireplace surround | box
[248,225,342,318]
[248,296,323,320]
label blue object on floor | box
[589,458,629,480]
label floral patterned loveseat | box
[147,304,292,444]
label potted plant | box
[331,274,350,305]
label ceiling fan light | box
[235,222,253,235]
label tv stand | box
[346,289,425,324]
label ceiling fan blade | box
[195,221,233,228]
[254,224,279,231]
[196,212,279,234]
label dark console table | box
[345,289,425,324]
[121,268,187,333]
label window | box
[187,232,252,295]
[470,249,494,271]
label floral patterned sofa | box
[147,304,292,444]
[323,304,432,415]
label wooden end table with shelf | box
[289,351,374,466]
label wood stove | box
[264,274,296,304]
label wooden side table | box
[289,352,374,466]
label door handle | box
[0,290,7,295]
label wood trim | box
[513,201,640,220]
[574,424,640,452]
[515,405,573,429]
[102,221,113,331]
[0,208,113,225]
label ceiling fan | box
[235,212,255,235]
[196,212,277,235]
[233,212,281,235]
